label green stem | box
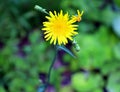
[47,48,58,84]
[41,47,58,92]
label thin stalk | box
[43,47,58,92]
[47,50,58,84]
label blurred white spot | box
[112,16,120,37]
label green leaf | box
[0,86,6,92]
[57,45,75,58]
[71,72,104,92]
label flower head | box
[72,10,84,22]
[42,10,82,45]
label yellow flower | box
[72,10,84,22]
[42,10,79,45]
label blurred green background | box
[0,0,120,92]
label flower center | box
[53,20,66,35]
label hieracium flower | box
[42,10,83,45]
[72,10,84,22]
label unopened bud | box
[34,5,49,15]
[72,39,80,52]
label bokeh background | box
[0,0,120,92]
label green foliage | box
[0,0,120,92]
[114,0,120,6]
[70,26,116,70]
[71,73,103,92]
[0,30,53,91]
[107,72,120,92]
